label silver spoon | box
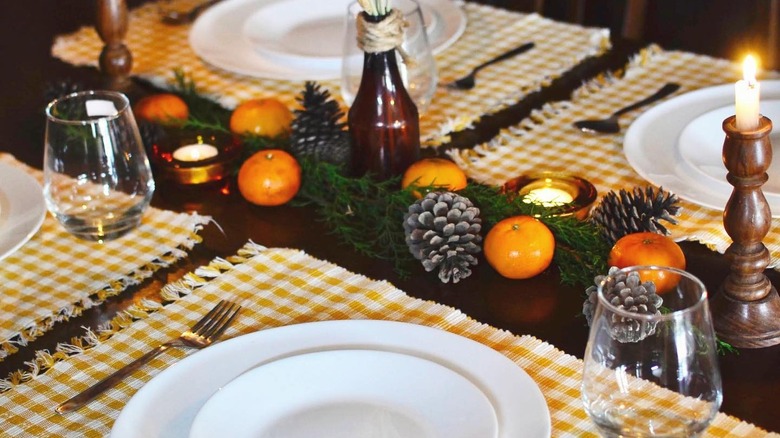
[446,42,535,90]
[160,0,221,25]
[573,82,681,134]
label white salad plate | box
[189,349,497,437]
[0,162,46,261]
[110,320,551,438]
[241,0,438,72]
[190,0,466,80]
[624,80,780,216]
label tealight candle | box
[735,54,760,131]
[149,132,240,186]
[524,186,574,207]
[502,172,597,220]
[172,144,219,162]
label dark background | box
[483,0,774,64]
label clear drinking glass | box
[44,90,155,241]
[581,266,723,437]
[341,0,437,112]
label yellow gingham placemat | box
[448,45,780,269]
[0,153,209,362]
[50,0,609,145]
[1,242,775,436]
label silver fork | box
[446,42,535,90]
[56,300,241,414]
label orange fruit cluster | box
[230,98,293,138]
[483,215,555,279]
[237,149,301,206]
[607,232,686,293]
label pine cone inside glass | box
[590,186,681,245]
[289,81,351,167]
[403,192,482,283]
[583,266,663,343]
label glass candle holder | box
[502,172,597,220]
[148,130,241,186]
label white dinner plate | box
[624,81,780,216]
[0,162,46,261]
[190,0,466,80]
[190,349,497,437]
[241,0,438,72]
[110,320,551,438]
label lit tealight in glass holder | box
[149,131,240,187]
[502,172,597,220]
[172,144,219,162]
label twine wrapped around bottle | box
[355,8,414,66]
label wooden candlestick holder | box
[711,115,780,348]
[96,0,132,90]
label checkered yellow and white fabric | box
[448,46,780,270]
[0,153,209,362]
[50,0,609,145]
[1,243,776,436]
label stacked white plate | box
[624,80,780,216]
[0,162,46,261]
[189,0,467,80]
[110,320,551,437]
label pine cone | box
[43,78,85,105]
[590,186,681,245]
[137,120,166,152]
[290,82,351,167]
[403,192,482,283]
[583,267,663,343]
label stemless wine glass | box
[341,0,438,112]
[44,90,155,241]
[581,266,722,437]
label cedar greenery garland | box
[170,75,608,285]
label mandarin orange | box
[229,98,293,138]
[237,149,301,206]
[607,232,686,293]
[133,93,189,126]
[483,215,555,279]
[401,158,467,198]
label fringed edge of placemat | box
[0,215,211,391]
[424,12,613,148]
[445,44,667,173]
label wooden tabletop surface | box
[1,0,779,433]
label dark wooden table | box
[1,0,779,433]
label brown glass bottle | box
[348,13,420,180]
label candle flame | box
[743,55,758,84]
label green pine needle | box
[294,158,418,277]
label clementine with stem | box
[607,232,686,293]
[484,215,555,279]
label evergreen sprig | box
[294,158,418,277]
[172,69,230,129]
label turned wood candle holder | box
[711,115,780,348]
[96,0,132,89]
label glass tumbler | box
[44,90,155,241]
[341,0,438,112]
[581,266,722,437]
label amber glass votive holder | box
[502,172,597,220]
[149,130,241,186]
